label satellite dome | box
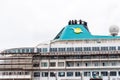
[109,25,119,36]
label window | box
[19,48,34,53]
[84,72,90,77]
[25,72,29,75]
[42,48,47,52]
[51,56,58,59]
[50,72,56,77]
[58,72,65,77]
[118,46,120,50]
[41,62,48,67]
[111,62,116,66]
[24,49,29,53]
[101,47,108,51]
[92,72,99,78]
[9,72,13,75]
[84,47,91,51]
[6,72,8,75]
[58,48,65,52]
[118,71,120,76]
[101,55,107,58]
[58,62,64,67]
[85,63,88,66]
[42,72,48,77]
[75,62,82,67]
[53,48,57,52]
[37,48,41,52]
[102,63,105,66]
[85,62,90,67]
[50,48,53,52]
[75,72,80,77]
[110,71,116,76]
[10,49,16,53]
[2,72,8,75]
[21,72,24,75]
[50,48,57,52]
[66,62,74,67]
[17,49,20,53]
[109,55,117,58]
[14,72,17,75]
[2,72,5,75]
[21,49,26,53]
[15,49,19,53]
[50,62,56,67]
[29,48,34,53]
[102,62,108,66]
[67,72,73,77]
[28,48,32,53]
[33,63,39,67]
[109,46,116,50]
[75,47,82,51]
[101,71,108,76]
[94,62,99,66]
[34,72,40,77]
[83,56,91,59]
[19,49,22,53]
[67,47,74,52]
[17,72,22,75]
[92,47,99,51]
[76,63,80,66]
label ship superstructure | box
[0,20,120,80]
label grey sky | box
[0,0,120,51]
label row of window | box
[33,54,120,60]
[33,61,119,67]
[34,71,120,77]
[1,71,120,77]
[66,61,118,67]
[37,46,120,53]
[3,48,34,53]
[33,62,63,67]
[34,71,81,77]
[0,71,29,75]
[3,46,120,53]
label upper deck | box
[1,19,120,54]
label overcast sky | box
[0,0,120,51]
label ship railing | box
[1,50,120,55]
[40,50,120,55]
[0,75,31,79]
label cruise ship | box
[0,20,120,80]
